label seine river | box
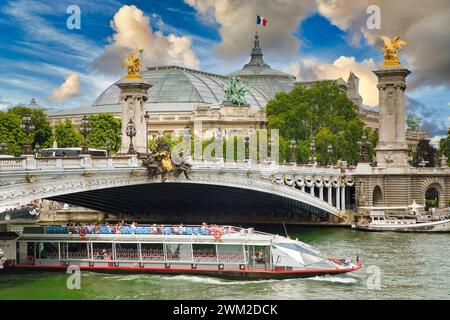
[1,226,449,300]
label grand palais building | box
[44,33,425,146]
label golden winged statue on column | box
[122,49,144,80]
[379,35,408,66]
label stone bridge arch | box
[417,178,446,208]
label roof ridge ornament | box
[221,76,251,106]
[243,32,270,69]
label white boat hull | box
[356,219,450,232]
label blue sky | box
[0,0,448,138]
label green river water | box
[1,226,449,300]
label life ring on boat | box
[79,228,87,238]
[213,229,222,240]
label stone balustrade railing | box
[0,155,349,175]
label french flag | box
[256,15,267,26]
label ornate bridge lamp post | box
[79,115,90,155]
[245,132,250,162]
[309,137,316,165]
[33,142,40,156]
[358,133,369,163]
[144,111,150,154]
[290,138,297,164]
[0,142,7,155]
[126,119,137,154]
[216,129,224,162]
[327,144,333,167]
[20,113,34,155]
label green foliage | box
[439,127,450,165]
[0,111,25,156]
[53,120,81,148]
[0,106,52,156]
[266,81,377,165]
[413,139,437,167]
[87,114,121,154]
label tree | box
[439,127,450,165]
[266,81,378,165]
[0,106,52,155]
[413,139,437,167]
[87,114,121,154]
[0,111,25,156]
[53,120,81,148]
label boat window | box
[92,243,113,260]
[141,243,164,261]
[36,242,58,259]
[68,242,89,260]
[275,242,322,256]
[193,244,217,263]
[165,243,192,262]
[217,245,245,263]
[116,243,139,260]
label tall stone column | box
[116,79,152,154]
[373,66,411,167]
[336,186,341,210]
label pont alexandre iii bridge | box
[0,155,356,224]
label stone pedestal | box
[116,78,152,154]
[373,66,411,167]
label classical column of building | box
[373,66,411,168]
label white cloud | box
[50,73,80,102]
[94,5,199,76]
[316,0,450,88]
[185,0,316,62]
[285,56,379,106]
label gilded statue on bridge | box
[142,138,192,182]
[122,49,144,80]
[379,35,408,66]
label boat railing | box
[33,224,271,237]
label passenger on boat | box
[130,221,137,234]
[256,249,266,264]
[179,223,186,235]
[201,223,207,235]
[151,224,158,235]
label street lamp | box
[144,111,150,154]
[290,138,296,164]
[327,144,333,166]
[245,131,250,161]
[0,142,7,155]
[79,115,90,155]
[20,113,34,155]
[33,142,40,155]
[309,137,316,165]
[126,119,137,154]
[358,133,369,163]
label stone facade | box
[116,79,152,154]
[373,66,411,168]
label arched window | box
[425,186,439,209]
[373,186,383,207]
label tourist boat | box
[0,224,362,279]
[353,211,450,232]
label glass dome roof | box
[92,34,297,112]
[92,66,271,111]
